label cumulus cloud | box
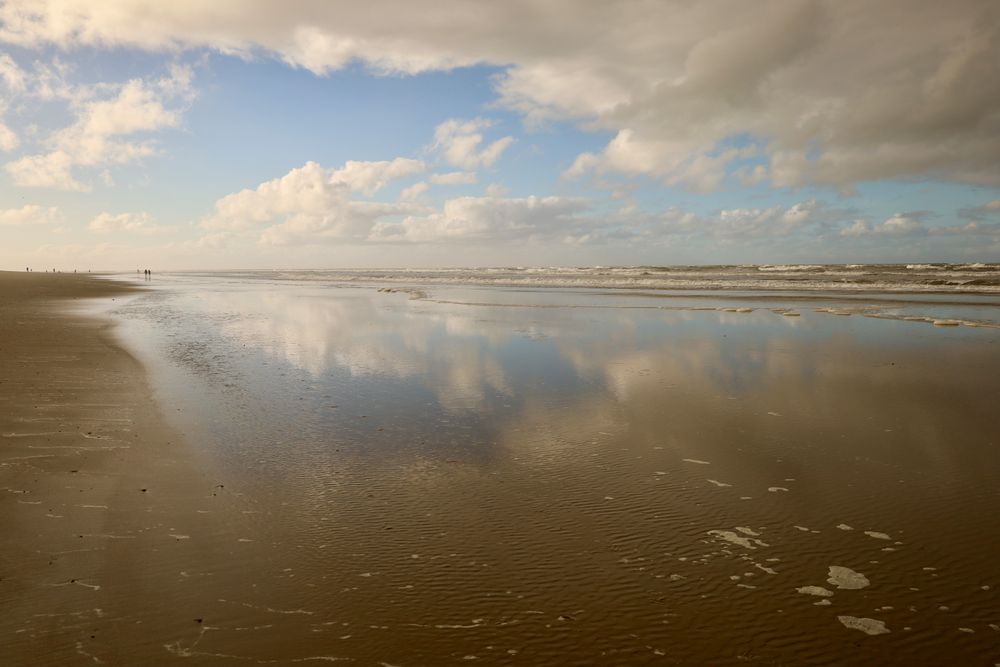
[0,52,25,91]
[0,204,61,225]
[429,171,477,186]
[0,54,23,150]
[0,120,17,151]
[400,181,429,201]
[88,211,160,234]
[707,199,819,238]
[839,214,927,237]
[371,195,589,243]
[330,158,425,195]
[4,64,193,190]
[3,1,996,189]
[878,214,925,236]
[203,159,425,245]
[431,119,513,170]
[840,220,871,237]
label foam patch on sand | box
[838,616,890,635]
[707,529,769,550]
[864,531,891,540]
[797,586,834,597]
[827,566,870,590]
[837,524,854,531]
[707,479,731,487]
[682,459,710,465]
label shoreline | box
[0,272,240,663]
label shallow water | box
[106,273,1000,665]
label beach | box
[2,269,999,665]
[0,272,284,664]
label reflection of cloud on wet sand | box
[194,289,512,412]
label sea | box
[172,262,1000,293]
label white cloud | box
[88,211,160,234]
[0,204,61,225]
[6,150,83,190]
[371,195,588,243]
[878,214,925,236]
[840,220,871,237]
[400,181,429,200]
[839,214,927,238]
[429,171,477,186]
[4,65,193,190]
[432,119,513,170]
[330,158,425,195]
[708,199,818,238]
[0,55,23,151]
[203,160,426,244]
[735,164,768,186]
[0,52,25,91]
[0,120,17,151]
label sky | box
[0,0,999,270]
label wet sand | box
[0,272,279,664]
[3,271,1000,665]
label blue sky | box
[1,1,998,269]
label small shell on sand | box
[838,615,890,635]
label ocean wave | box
[756,264,824,272]
[168,265,1000,295]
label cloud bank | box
[3,0,997,190]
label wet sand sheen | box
[4,271,1000,665]
[0,273,347,664]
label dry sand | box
[0,272,251,663]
